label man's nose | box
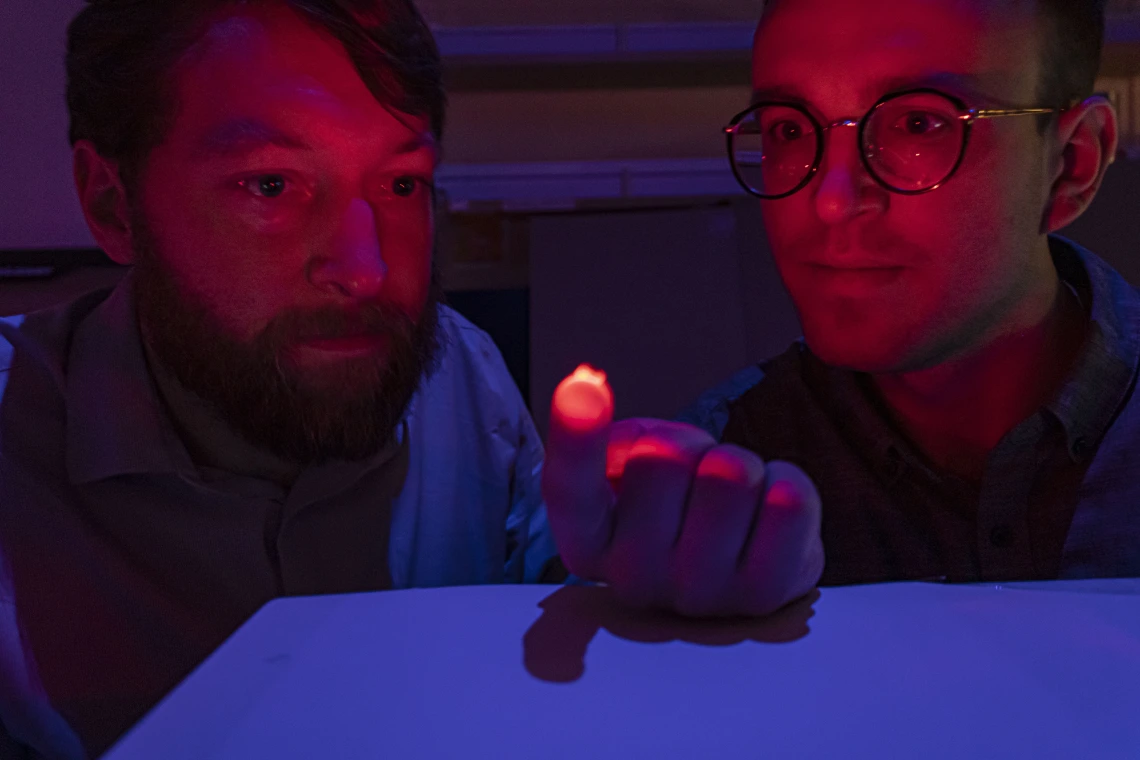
[813,126,888,226]
[308,198,386,300]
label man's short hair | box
[1037,0,1106,109]
[759,0,1106,112]
[66,0,445,191]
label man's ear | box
[1043,95,1119,234]
[73,141,138,265]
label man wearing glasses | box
[667,0,1139,587]
[542,0,1135,605]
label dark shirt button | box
[883,447,905,480]
[1072,437,1090,460]
[990,524,1015,549]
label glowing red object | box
[552,364,614,433]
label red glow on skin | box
[626,438,688,467]
[132,4,437,347]
[606,436,689,488]
[697,452,756,484]
[552,365,614,433]
[752,0,1051,374]
[747,0,1103,481]
[605,445,630,482]
[804,264,907,295]
[765,480,803,509]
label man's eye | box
[767,120,805,143]
[392,176,419,198]
[242,175,289,198]
[898,112,947,136]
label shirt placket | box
[976,414,1047,580]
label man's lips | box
[803,262,907,291]
[291,333,390,359]
[804,257,907,269]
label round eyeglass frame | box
[723,87,1060,200]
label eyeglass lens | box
[731,91,967,197]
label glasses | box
[724,88,1060,199]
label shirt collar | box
[66,273,191,484]
[1045,235,1140,460]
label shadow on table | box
[522,585,819,683]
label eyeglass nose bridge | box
[808,118,866,190]
[722,116,860,137]
[825,118,860,131]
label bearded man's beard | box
[130,217,442,465]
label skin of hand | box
[542,366,825,618]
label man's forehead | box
[753,0,1041,103]
[170,4,433,152]
[180,6,370,105]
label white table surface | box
[104,579,1140,759]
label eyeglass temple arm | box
[970,107,1059,120]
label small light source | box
[552,364,614,432]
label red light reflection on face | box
[752,0,1050,373]
[137,3,437,350]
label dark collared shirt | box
[0,277,556,758]
[681,237,1140,586]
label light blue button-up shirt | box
[0,277,557,758]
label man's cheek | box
[188,263,287,342]
[759,206,805,241]
[380,237,433,309]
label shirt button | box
[883,447,905,480]
[990,524,1015,549]
[1072,437,1090,460]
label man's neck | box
[870,266,1088,482]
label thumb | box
[542,365,617,578]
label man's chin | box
[803,328,919,375]
[281,354,389,392]
[252,387,412,465]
